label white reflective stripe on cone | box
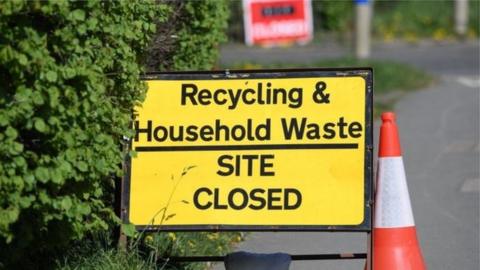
[375,157,415,228]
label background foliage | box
[0,0,167,268]
[227,0,479,43]
[374,0,479,41]
[312,0,353,33]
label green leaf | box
[61,197,72,210]
[6,208,20,223]
[32,92,44,105]
[129,150,137,158]
[14,156,26,167]
[86,18,98,29]
[0,45,14,61]
[77,161,88,172]
[12,176,24,190]
[14,86,30,101]
[17,54,28,65]
[121,223,136,237]
[93,187,102,197]
[77,203,91,215]
[0,114,8,126]
[13,142,23,153]
[38,190,50,204]
[65,149,76,162]
[63,68,76,79]
[5,126,17,138]
[50,170,63,184]
[35,167,50,183]
[59,161,72,174]
[24,174,35,186]
[45,70,57,82]
[18,195,33,208]
[72,9,86,21]
[34,118,47,132]
[47,87,60,107]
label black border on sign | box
[121,68,373,232]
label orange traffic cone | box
[370,112,426,270]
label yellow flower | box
[433,28,447,41]
[404,32,418,43]
[207,233,219,240]
[383,31,395,43]
[393,13,402,22]
[422,16,432,25]
[168,232,176,241]
[468,28,478,39]
[243,63,262,70]
[145,235,153,244]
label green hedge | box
[0,0,168,267]
[0,0,232,268]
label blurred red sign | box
[243,0,313,46]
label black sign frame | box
[120,68,373,233]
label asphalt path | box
[215,40,479,270]
[219,40,479,76]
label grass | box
[311,58,432,95]
[57,247,154,270]
[227,58,433,116]
[56,232,244,270]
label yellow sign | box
[125,69,372,230]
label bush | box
[0,1,168,267]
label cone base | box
[373,227,426,270]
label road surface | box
[214,40,479,270]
